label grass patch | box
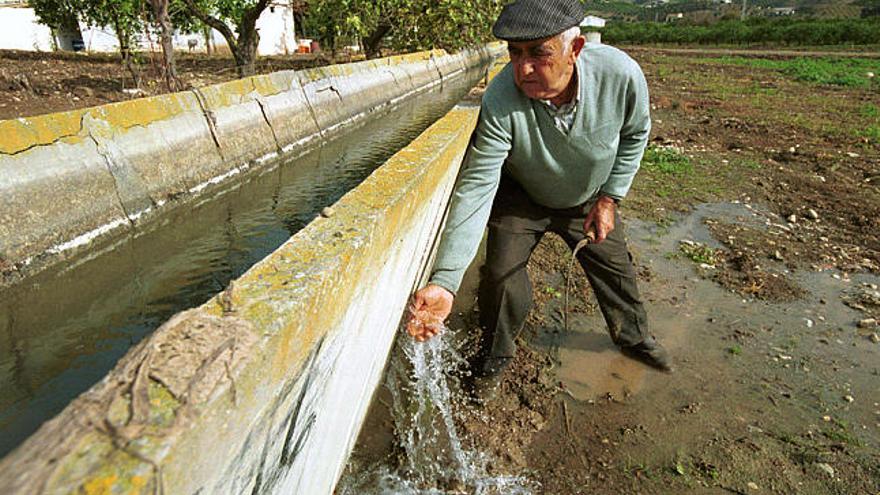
[700,56,880,88]
[642,145,694,176]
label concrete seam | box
[190,87,226,163]
[253,95,283,154]
[83,117,136,225]
[297,79,325,140]
[428,54,445,87]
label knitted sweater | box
[430,44,651,293]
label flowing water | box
[338,329,536,495]
[0,71,483,458]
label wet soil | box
[347,48,880,494]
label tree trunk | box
[114,18,141,89]
[149,0,181,92]
[203,26,213,55]
[363,20,392,59]
[181,0,269,78]
[232,27,260,77]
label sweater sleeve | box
[429,97,512,294]
[600,63,651,200]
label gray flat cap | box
[493,0,585,42]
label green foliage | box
[302,0,504,55]
[642,145,694,176]
[861,103,880,119]
[603,17,880,46]
[707,56,880,88]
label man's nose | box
[516,60,535,78]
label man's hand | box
[583,196,617,243]
[406,284,454,342]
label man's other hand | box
[406,284,454,342]
[584,196,617,243]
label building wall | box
[0,7,54,51]
[0,2,297,55]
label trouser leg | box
[556,209,650,347]
[476,177,546,376]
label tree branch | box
[180,0,237,51]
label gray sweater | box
[430,44,651,293]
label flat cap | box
[492,0,585,42]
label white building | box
[580,15,606,44]
[0,2,55,51]
[0,0,298,56]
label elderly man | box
[408,0,671,394]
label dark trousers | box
[477,175,650,376]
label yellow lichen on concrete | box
[87,92,197,132]
[0,110,87,154]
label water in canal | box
[0,71,483,458]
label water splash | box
[339,328,536,494]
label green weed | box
[861,103,880,119]
[643,145,694,176]
[728,344,743,355]
[701,56,880,88]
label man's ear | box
[570,36,586,61]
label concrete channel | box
[0,45,504,493]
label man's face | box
[508,34,581,101]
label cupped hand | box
[583,196,617,243]
[406,284,454,342]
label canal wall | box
[0,45,500,288]
[0,51,508,493]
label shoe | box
[621,339,673,372]
[469,373,504,403]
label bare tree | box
[149,0,182,91]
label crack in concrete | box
[297,79,326,140]
[190,87,226,162]
[1,116,85,157]
[82,113,138,225]
[254,96,283,154]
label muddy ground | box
[0,49,334,120]
[346,48,880,494]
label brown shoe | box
[621,339,673,372]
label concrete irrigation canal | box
[0,45,504,493]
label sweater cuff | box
[428,271,460,297]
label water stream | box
[0,71,483,458]
[338,330,536,495]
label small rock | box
[804,318,814,328]
[320,207,335,218]
[747,482,759,491]
[844,395,855,403]
[870,333,880,344]
[807,209,819,220]
[777,354,793,361]
[680,239,695,246]
[858,318,877,329]
[846,152,860,158]
[787,214,797,223]
[814,462,835,478]
[773,250,784,261]
[822,415,832,422]
[867,72,875,78]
